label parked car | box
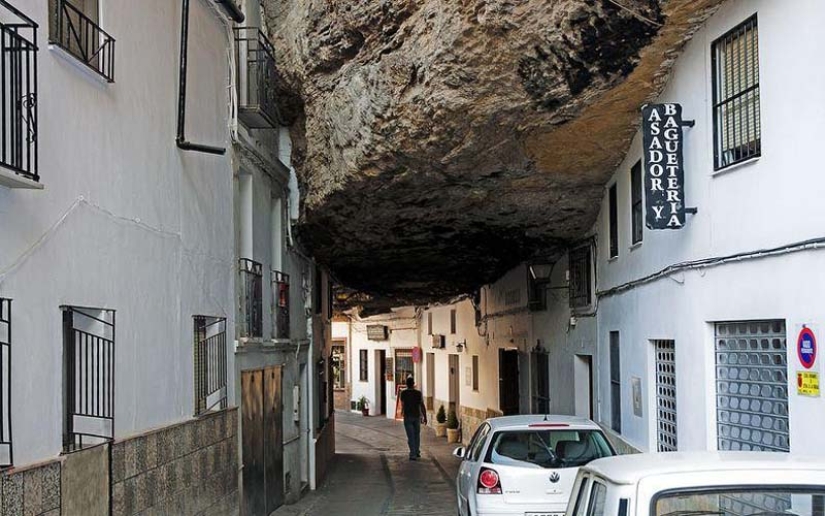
[453,415,616,516]
[567,452,825,516]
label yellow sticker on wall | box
[797,371,820,397]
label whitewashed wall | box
[594,0,825,453]
[0,0,235,466]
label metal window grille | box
[234,27,281,129]
[239,258,263,338]
[712,15,759,170]
[0,299,12,467]
[194,316,227,416]
[609,331,621,433]
[271,270,290,340]
[569,245,592,310]
[654,340,677,452]
[630,160,643,245]
[49,0,115,82]
[0,1,37,182]
[359,349,368,382]
[62,306,115,452]
[608,184,618,258]
[715,320,789,452]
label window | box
[472,355,479,391]
[0,299,11,467]
[194,316,228,416]
[587,482,607,516]
[569,245,593,310]
[712,15,760,170]
[655,488,825,516]
[608,184,618,259]
[609,331,621,433]
[654,340,677,452]
[49,0,115,82]
[572,477,591,516]
[62,306,115,451]
[485,429,613,468]
[272,271,290,339]
[427,312,433,335]
[394,349,414,387]
[715,320,788,451]
[331,345,345,389]
[468,423,491,462]
[359,349,368,382]
[0,3,38,186]
[630,160,643,245]
[239,258,263,338]
[450,309,457,334]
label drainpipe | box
[176,0,245,155]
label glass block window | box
[654,340,677,452]
[712,15,760,170]
[715,320,788,452]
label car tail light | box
[529,423,570,428]
[477,468,502,494]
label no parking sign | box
[798,326,817,369]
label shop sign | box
[642,103,692,230]
[367,324,389,341]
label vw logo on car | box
[549,472,561,483]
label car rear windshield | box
[484,429,614,468]
[654,488,825,516]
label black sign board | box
[367,324,389,341]
[642,103,688,230]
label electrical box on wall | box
[293,385,300,422]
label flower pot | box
[361,407,369,416]
[446,428,460,444]
[434,422,447,437]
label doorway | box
[241,366,284,515]
[426,353,435,411]
[574,355,594,419]
[499,350,520,415]
[377,350,387,415]
[448,354,460,416]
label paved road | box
[274,411,462,516]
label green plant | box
[447,410,459,430]
[436,405,446,424]
[357,396,369,410]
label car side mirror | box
[453,447,466,459]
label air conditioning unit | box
[431,334,445,349]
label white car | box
[454,415,616,516]
[567,452,825,516]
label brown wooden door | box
[241,370,265,516]
[264,366,284,513]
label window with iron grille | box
[234,27,281,129]
[609,331,621,433]
[62,305,115,452]
[194,316,227,416]
[712,15,760,170]
[654,340,677,452]
[48,0,115,82]
[0,299,12,467]
[472,355,479,392]
[239,258,263,338]
[630,160,643,245]
[359,349,368,382]
[0,1,38,186]
[569,245,593,310]
[427,312,433,335]
[715,320,788,452]
[450,309,457,334]
[608,184,618,259]
[272,270,289,340]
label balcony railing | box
[272,270,289,340]
[0,1,37,184]
[234,27,281,129]
[50,0,115,82]
[239,258,263,338]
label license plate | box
[525,513,563,516]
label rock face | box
[263,0,724,306]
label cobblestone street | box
[273,411,461,516]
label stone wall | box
[111,408,239,516]
[0,460,61,515]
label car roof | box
[484,414,601,431]
[582,452,825,485]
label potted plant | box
[356,395,369,416]
[434,405,447,437]
[446,409,460,444]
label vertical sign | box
[642,103,687,229]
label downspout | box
[176,0,245,155]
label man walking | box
[400,376,427,460]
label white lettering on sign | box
[642,103,688,230]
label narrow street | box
[274,411,461,516]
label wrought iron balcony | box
[0,1,38,187]
[239,258,263,338]
[234,27,281,129]
[49,0,115,82]
[272,270,290,340]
